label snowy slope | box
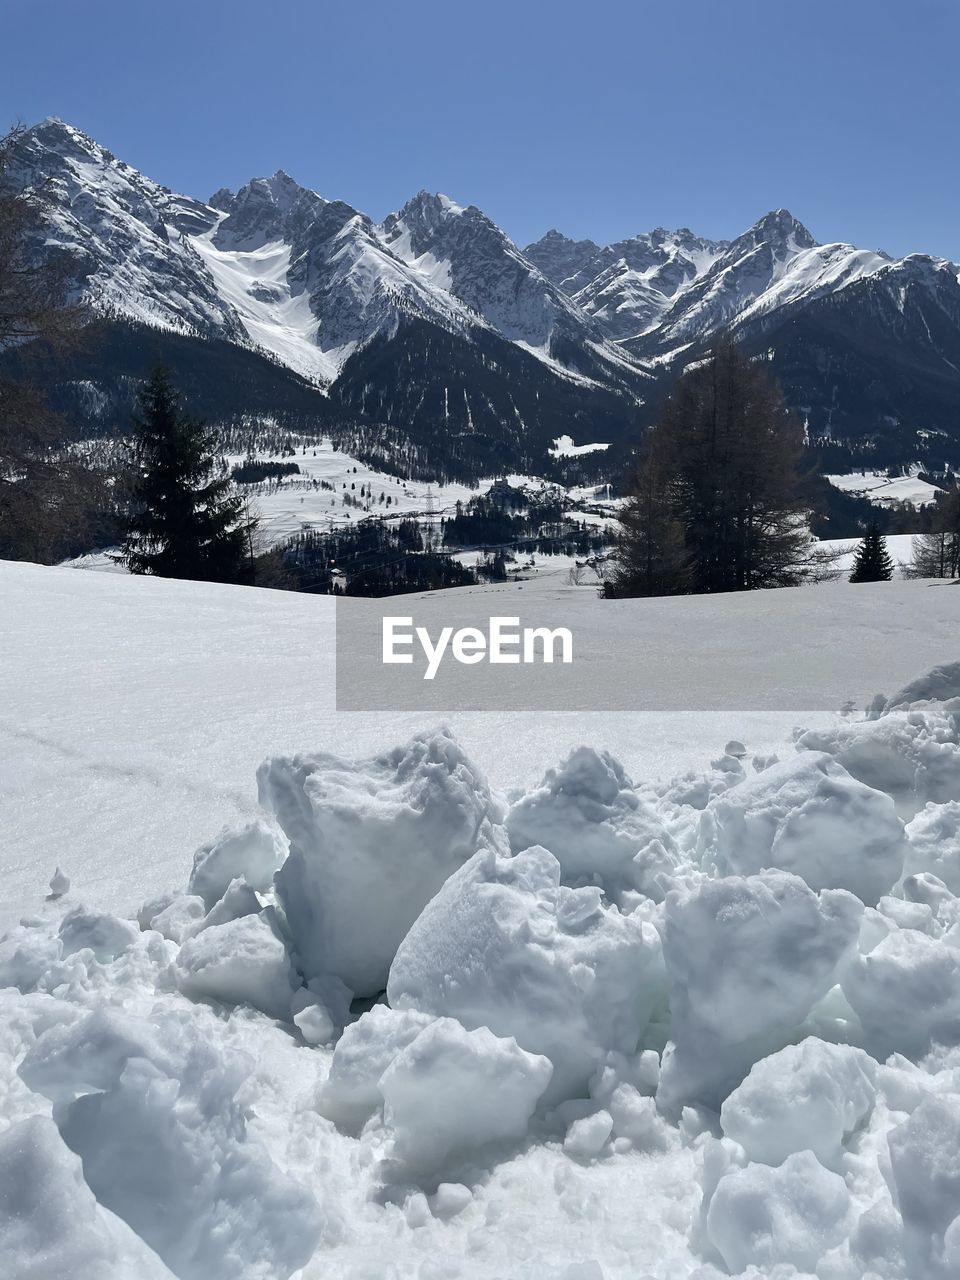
[4,559,960,926]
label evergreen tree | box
[608,341,810,598]
[849,521,894,582]
[122,365,253,582]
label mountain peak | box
[751,208,817,248]
[24,117,107,162]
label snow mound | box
[173,912,298,1019]
[380,1018,553,1171]
[505,746,678,899]
[657,871,862,1114]
[705,1149,852,1273]
[388,843,664,1102]
[0,1115,177,1279]
[187,819,286,909]
[20,1007,330,1280]
[261,728,505,995]
[701,752,905,905]
[720,1038,877,1166]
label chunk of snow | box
[380,1018,553,1170]
[293,1000,335,1046]
[318,1005,437,1128]
[262,729,505,995]
[563,1110,613,1160]
[431,1182,472,1219]
[185,876,261,937]
[388,843,664,1103]
[58,907,139,963]
[146,894,206,943]
[705,1150,852,1273]
[188,819,285,910]
[173,912,297,1019]
[47,867,70,898]
[22,1006,329,1280]
[0,1115,176,1279]
[608,1086,666,1151]
[702,752,905,906]
[904,801,960,895]
[505,746,678,899]
[842,928,960,1058]
[887,1093,960,1277]
[657,872,862,1114]
[720,1038,877,1166]
[798,704,960,811]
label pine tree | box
[608,341,810,598]
[849,521,894,582]
[122,365,253,582]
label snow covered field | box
[826,471,943,509]
[227,438,572,549]
[3,561,960,1279]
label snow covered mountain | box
[532,210,960,463]
[526,226,727,339]
[7,117,960,474]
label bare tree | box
[0,123,103,562]
[903,485,960,579]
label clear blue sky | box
[3,0,958,259]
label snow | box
[549,435,611,457]
[887,1094,960,1277]
[704,1149,853,1273]
[701,751,906,905]
[226,438,557,548]
[379,1018,553,1172]
[19,1006,330,1280]
[656,871,862,1115]
[190,227,344,383]
[5,560,960,1276]
[387,843,664,1103]
[505,746,679,901]
[0,1115,177,1279]
[262,729,505,996]
[826,470,944,508]
[719,1038,878,1167]
[173,913,297,1019]
[187,819,285,908]
[905,802,960,893]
